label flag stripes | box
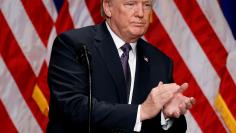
[152,0,221,106]
[68,0,94,28]
[0,101,17,133]
[85,0,104,24]
[1,0,46,76]
[0,0,235,132]
[55,0,74,34]
[144,12,226,133]
[174,0,236,119]
[21,0,54,47]
[185,112,202,133]
[196,0,236,53]
[0,58,42,133]
[42,0,58,22]
[0,11,48,131]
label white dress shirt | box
[106,22,173,132]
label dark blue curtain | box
[53,0,64,13]
[220,0,236,39]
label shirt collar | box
[105,22,137,52]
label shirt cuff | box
[161,111,174,130]
[134,105,142,132]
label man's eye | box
[126,3,135,6]
[145,3,151,7]
[144,3,152,9]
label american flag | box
[0,0,236,133]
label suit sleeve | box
[48,34,138,131]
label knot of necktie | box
[120,43,132,56]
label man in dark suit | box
[47,0,195,132]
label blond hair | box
[100,0,155,18]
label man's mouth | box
[132,22,146,27]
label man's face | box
[106,0,152,42]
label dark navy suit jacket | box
[47,22,186,133]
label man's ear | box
[103,0,112,17]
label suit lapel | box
[132,40,150,104]
[94,22,128,103]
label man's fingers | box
[184,97,195,109]
[190,97,196,105]
[177,83,188,93]
[173,111,180,118]
[179,104,187,114]
[158,81,163,86]
[185,101,192,109]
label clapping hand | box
[163,83,195,118]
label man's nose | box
[135,3,144,18]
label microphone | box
[77,45,91,66]
[77,44,92,133]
